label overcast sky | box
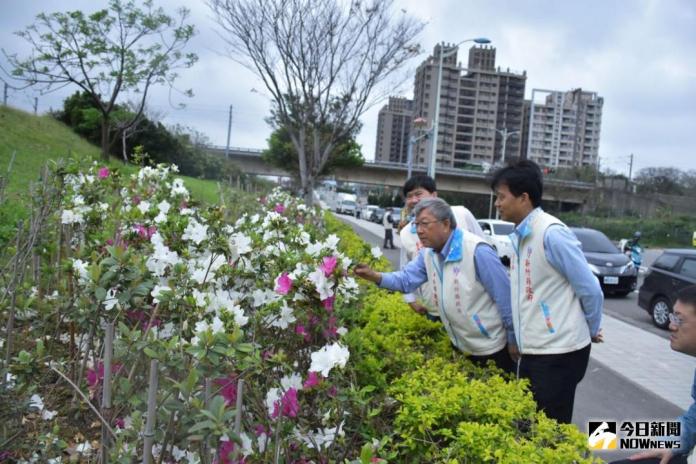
[2,0,695,175]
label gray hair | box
[413,198,457,229]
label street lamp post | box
[495,127,520,165]
[406,117,430,179]
[428,37,491,179]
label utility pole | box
[33,97,38,115]
[225,104,233,159]
[628,153,634,181]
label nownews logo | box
[588,421,681,451]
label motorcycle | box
[619,232,643,268]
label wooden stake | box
[142,359,159,464]
[101,322,115,463]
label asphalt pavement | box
[337,213,693,462]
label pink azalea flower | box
[86,362,123,388]
[253,424,267,436]
[295,324,310,342]
[327,385,338,398]
[214,375,238,406]
[272,388,300,418]
[303,372,321,389]
[114,417,126,429]
[216,440,247,464]
[274,272,293,295]
[132,195,141,205]
[106,238,114,246]
[321,296,335,312]
[274,203,285,214]
[320,256,338,277]
[323,316,338,339]
[98,167,110,179]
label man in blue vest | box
[490,159,604,424]
[354,197,516,372]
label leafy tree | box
[4,0,197,161]
[262,125,364,181]
[209,0,424,204]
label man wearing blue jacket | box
[490,159,604,424]
[355,197,516,372]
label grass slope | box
[0,105,221,204]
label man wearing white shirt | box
[398,175,485,320]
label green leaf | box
[360,443,373,464]
[94,287,107,301]
[143,347,159,359]
[188,419,215,433]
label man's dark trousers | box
[384,229,394,249]
[518,343,591,423]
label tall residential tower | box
[410,44,526,170]
[522,88,603,168]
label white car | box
[360,204,379,221]
[477,219,515,266]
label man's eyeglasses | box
[414,219,442,229]
[669,313,683,327]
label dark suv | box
[638,249,696,329]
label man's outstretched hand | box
[353,264,381,284]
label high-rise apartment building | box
[522,88,603,168]
[374,97,414,164]
[410,44,526,170]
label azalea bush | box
[0,162,384,462]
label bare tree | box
[3,0,197,162]
[208,0,424,204]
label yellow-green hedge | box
[325,212,598,463]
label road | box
[335,214,685,462]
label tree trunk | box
[100,114,110,162]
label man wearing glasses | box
[354,198,517,372]
[611,286,696,463]
[398,175,485,320]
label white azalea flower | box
[29,394,44,410]
[337,327,348,336]
[192,289,208,308]
[307,268,334,300]
[151,285,171,304]
[137,201,151,215]
[265,301,296,329]
[370,246,383,258]
[171,178,189,197]
[41,408,58,420]
[182,219,208,245]
[265,387,281,415]
[309,342,350,377]
[103,288,118,311]
[210,316,225,334]
[75,441,93,455]
[71,259,91,285]
[305,241,324,257]
[61,209,84,225]
[157,200,171,214]
[154,211,168,224]
[281,372,304,391]
[229,232,252,256]
[324,234,340,250]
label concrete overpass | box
[208,146,594,206]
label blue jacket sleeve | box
[474,243,516,344]
[544,225,604,337]
[676,370,696,455]
[379,249,429,294]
